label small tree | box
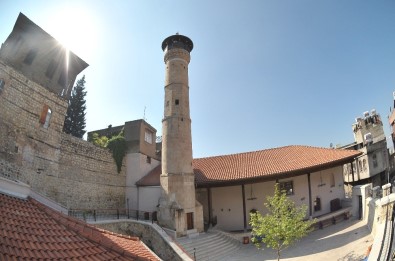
[249,184,316,261]
[63,75,87,138]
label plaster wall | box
[208,166,345,231]
[211,185,244,231]
[138,186,161,212]
[310,166,345,217]
[126,152,160,210]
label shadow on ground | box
[225,218,372,261]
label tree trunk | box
[277,249,280,261]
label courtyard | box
[222,218,373,261]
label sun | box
[46,5,98,61]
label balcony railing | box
[68,208,157,223]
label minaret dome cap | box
[162,34,193,52]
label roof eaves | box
[196,152,360,188]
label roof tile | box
[137,145,361,186]
[0,193,160,260]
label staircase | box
[176,230,242,261]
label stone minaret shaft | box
[159,34,203,236]
[162,35,193,179]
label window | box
[363,159,367,171]
[0,79,4,93]
[39,105,52,129]
[24,49,37,65]
[314,197,321,211]
[146,156,151,164]
[358,160,362,171]
[175,99,179,105]
[45,59,58,79]
[279,181,293,195]
[372,153,378,168]
[330,173,335,187]
[58,70,67,88]
[144,130,153,144]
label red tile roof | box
[136,145,361,187]
[0,193,160,260]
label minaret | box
[158,34,203,236]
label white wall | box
[244,181,276,228]
[206,166,346,231]
[138,186,162,212]
[211,186,244,231]
[310,166,345,217]
[278,175,310,217]
[125,152,160,210]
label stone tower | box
[158,34,203,236]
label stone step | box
[195,241,241,261]
[177,233,221,249]
[176,230,241,261]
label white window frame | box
[144,130,153,144]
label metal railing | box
[68,208,157,223]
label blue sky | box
[1,1,395,158]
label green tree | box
[63,75,87,138]
[249,184,316,261]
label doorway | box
[358,195,363,220]
[186,212,194,230]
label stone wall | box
[96,220,188,261]
[58,134,126,209]
[0,60,126,210]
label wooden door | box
[186,212,194,230]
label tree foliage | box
[91,133,109,148]
[107,133,126,173]
[63,75,87,138]
[249,183,316,261]
[89,129,126,173]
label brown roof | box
[136,145,361,187]
[0,193,160,260]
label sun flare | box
[46,5,98,60]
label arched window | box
[39,105,52,129]
[358,160,362,171]
[372,153,378,168]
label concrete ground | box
[221,218,373,261]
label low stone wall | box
[355,183,395,260]
[95,220,192,261]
